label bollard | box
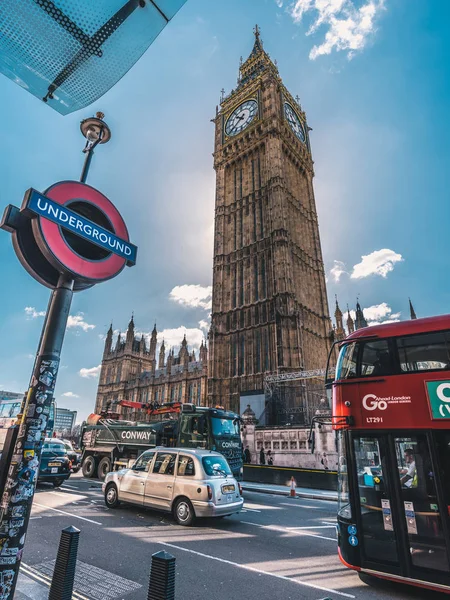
[48,526,80,600]
[147,550,176,600]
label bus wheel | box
[82,456,96,478]
[97,457,111,481]
[174,498,195,526]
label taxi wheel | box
[174,498,195,526]
[105,483,120,509]
[97,457,111,481]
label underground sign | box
[1,180,137,291]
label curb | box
[242,485,338,502]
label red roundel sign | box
[1,180,137,291]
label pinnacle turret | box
[355,301,368,330]
[334,296,345,340]
[347,306,355,334]
[158,339,165,369]
[149,322,157,360]
[409,298,417,320]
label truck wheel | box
[174,498,195,526]
[97,457,111,481]
[82,456,96,478]
[104,483,120,509]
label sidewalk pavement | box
[242,481,338,502]
[15,571,49,600]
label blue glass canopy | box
[0,0,187,115]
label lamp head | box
[80,112,111,145]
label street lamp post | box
[79,112,111,183]
[0,115,111,598]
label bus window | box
[394,435,449,572]
[397,331,450,372]
[360,340,393,377]
[336,342,358,380]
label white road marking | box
[33,502,102,525]
[158,541,354,598]
[49,491,76,498]
[280,502,320,509]
[285,525,336,530]
[30,516,42,520]
[63,484,80,489]
[241,521,336,542]
[241,508,261,513]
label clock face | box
[225,100,258,137]
[284,102,305,143]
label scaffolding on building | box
[263,368,334,427]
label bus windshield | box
[211,417,239,437]
[335,342,358,380]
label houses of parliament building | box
[95,29,407,421]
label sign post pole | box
[0,274,74,598]
[0,112,136,597]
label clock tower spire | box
[208,30,332,417]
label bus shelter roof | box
[0,0,187,115]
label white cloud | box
[67,313,95,332]
[286,0,386,60]
[330,260,347,282]
[24,307,46,319]
[79,365,101,379]
[61,392,79,398]
[351,249,403,279]
[169,284,212,311]
[348,302,401,326]
[25,308,95,332]
[158,326,205,353]
[363,302,400,322]
[198,319,210,332]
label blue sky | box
[1,0,449,420]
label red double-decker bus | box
[327,314,450,594]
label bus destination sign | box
[426,380,450,419]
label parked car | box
[38,438,71,487]
[62,439,81,473]
[102,447,243,526]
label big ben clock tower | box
[208,27,332,415]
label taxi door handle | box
[167,485,172,489]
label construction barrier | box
[243,464,338,491]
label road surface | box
[16,473,446,600]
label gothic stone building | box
[95,317,208,420]
[208,29,333,413]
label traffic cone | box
[289,476,296,498]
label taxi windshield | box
[211,417,239,437]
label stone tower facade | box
[95,317,208,420]
[208,28,333,413]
